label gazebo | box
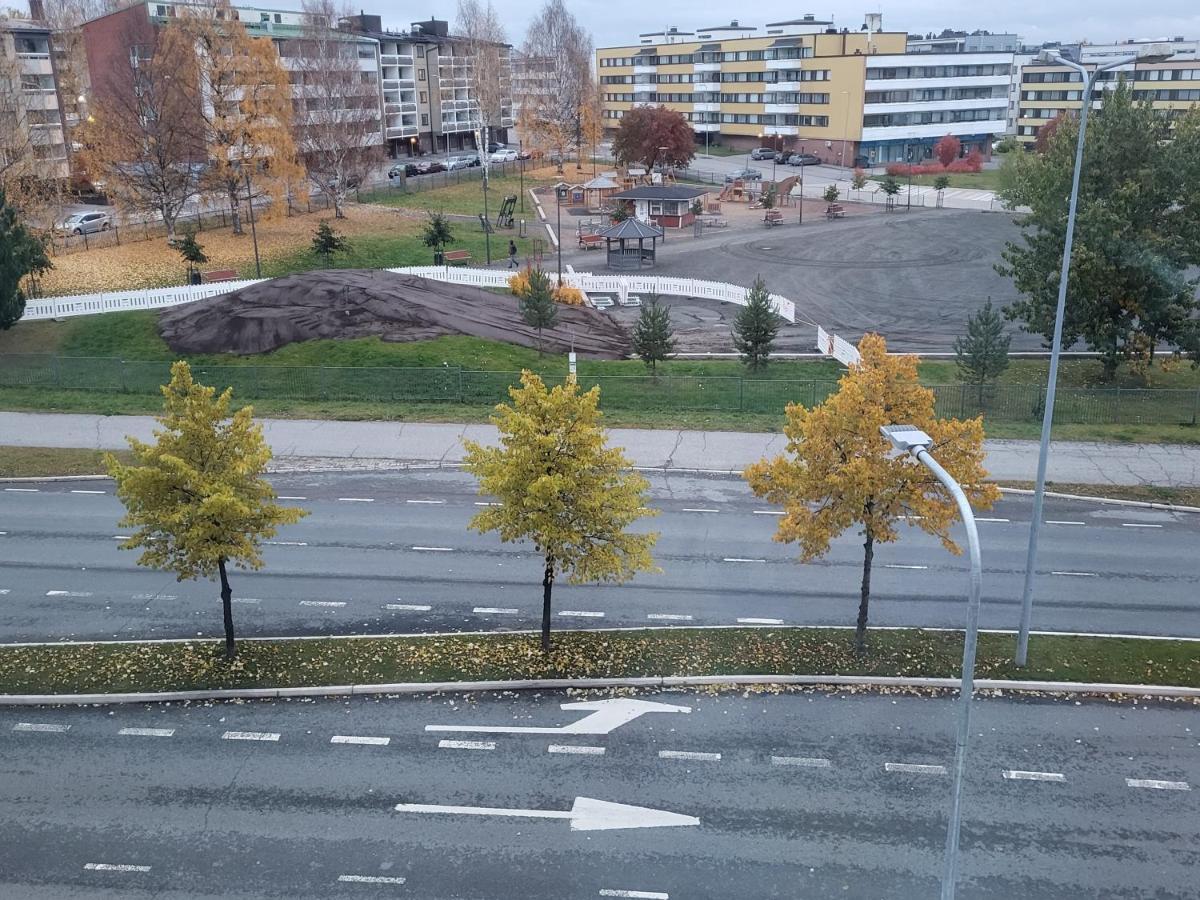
[598,218,664,270]
[581,174,620,210]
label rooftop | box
[609,185,709,201]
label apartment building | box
[340,15,513,157]
[1015,40,1199,145]
[0,14,70,182]
[511,50,555,124]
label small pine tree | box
[879,176,901,210]
[732,276,778,373]
[177,229,209,283]
[823,184,840,204]
[519,267,558,353]
[311,219,349,265]
[631,296,676,374]
[933,175,950,208]
[422,209,454,260]
[954,299,1011,405]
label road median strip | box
[0,627,1197,704]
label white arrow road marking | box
[394,796,699,831]
[426,697,692,736]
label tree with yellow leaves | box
[105,361,307,659]
[463,371,659,651]
[745,334,999,649]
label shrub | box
[851,168,868,190]
[510,268,584,306]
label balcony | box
[692,103,719,112]
[632,83,655,93]
[692,81,719,93]
[693,62,720,73]
[865,74,1010,92]
[633,64,656,75]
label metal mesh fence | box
[1,355,1197,425]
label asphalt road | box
[0,689,1195,898]
[1,470,1196,643]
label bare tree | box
[289,0,383,218]
[455,0,509,140]
[519,0,591,172]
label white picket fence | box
[23,266,797,324]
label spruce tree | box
[0,188,51,330]
[176,229,209,283]
[954,299,1011,405]
[519,267,558,353]
[631,297,676,374]
[732,276,778,372]
[311,219,349,265]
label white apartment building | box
[0,16,70,182]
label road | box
[0,688,1195,898]
[1,470,1196,643]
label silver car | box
[58,211,112,234]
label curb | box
[997,486,1200,514]
[2,673,1197,707]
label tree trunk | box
[218,557,236,659]
[229,191,243,236]
[855,529,874,651]
[333,191,345,219]
[541,556,555,652]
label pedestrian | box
[507,239,518,268]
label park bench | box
[201,269,239,283]
[764,210,784,227]
[443,249,471,265]
[825,204,846,220]
[578,233,603,250]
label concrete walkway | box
[2,412,1197,486]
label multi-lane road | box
[1,469,1196,643]
[0,689,1196,898]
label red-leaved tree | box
[1034,113,1067,153]
[934,134,961,168]
[611,105,695,170]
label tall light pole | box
[243,166,261,278]
[839,91,850,167]
[880,425,983,900]
[554,182,567,285]
[1014,47,1156,667]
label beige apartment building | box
[0,14,70,183]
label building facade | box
[0,15,70,182]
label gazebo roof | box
[598,218,665,240]
[583,175,619,190]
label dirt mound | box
[157,269,631,358]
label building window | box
[418,69,426,81]
[421,113,429,126]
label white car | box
[490,148,518,163]
[445,156,473,171]
[57,211,112,234]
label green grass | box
[359,171,556,217]
[0,446,133,478]
[870,170,1007,191]
[1,627,1196,695]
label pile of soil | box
[158,269,631,358]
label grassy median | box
[1,628,1197,696]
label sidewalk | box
[1,412,1197,486]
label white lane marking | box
[113,535,131,540]
[338,874,407,885]
[232,597,260,604]
[406,499,446,505]
[221,731,280,742]
[475,501,502,507]
[300,600,346,608]
[277,496,307,500]
[737,617,784,625]
[13,722,70,733]
[1122,523,1163,528]
[681,507,719,513]
[474,606,519,615]
[1003,770,1065,782]
[118,727,175,738]
[412,545,454,552]
[772,756,831,768]
[1051,571,1098,577]
[600,891,669,899]
[84,863,151,873]
[658,750,721,762]
[1126,778,1190,791]
[1047,520,1086,526]
[976,517,1009,523]
[752,510,785,516]
[438,739,496,751]
[132,593,179,601]
[0,588,9,593]
[885,762,946,775]
[548,744,606,755]
[4,488,38,492]
[46,590,92,597]
[884,564,928,570]
[559,610,605,618]
[267,541,308,546]
[647,613,693,621]
[338,497,375,502]
[70,489,106,494]
[331,735,391,746]
[385,603,432,611]
[723,557,766,563]
[902,514,924,520]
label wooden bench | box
[763,210,784,227]
[443,249,471,265]
[201,269,239,283]
[825,204,846,220]
[578,233,603,250]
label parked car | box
[462,152,481,167]
[724,168,763,182]
[852,154,870,168]
[787,153,822,166]
[388,163,420,178]
[774,150,789,162]
[486,141,506,153]
[56,211,111,234]
[416,159,446,175]
[490,148,518,163]
[517,147,534,160]
[444,155,473,171]
[749,147,775,160]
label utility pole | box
[243,166,261,278]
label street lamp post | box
[839,91,850,167]
[519,139,525,212]
[770,133,777,183]
[1014,48,1150,667]
[880,424,983,900]
[242,166,261,278]
[554,182,567,286]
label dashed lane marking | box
[1003,770,1065,782]
[1046,520,1086,526]
[752,510,785,516]
[385,603,432,611]
[4,488,38,492]
[548,744,606,755]
[1051,571,1098,577]
[1122,523,1163,528]
[723,557,766,563]
[277,496,307,500]
[222,731,280,742]
[438,739,495,751]
[412,546,454,552]
[599,891,669,899]
[84,863,151,873]
[1126,778,1190,791]
[331,735,391,746]
[300,600,347,608]
[13,722,69,733]
[885,762,946,775]
[772,756,831,768]
[70,489,106,494]
[559,610,605,618]
[338,875,407,885]
[681,508,719,513]
[132,593,178,601]
[658,750,721,762]
[338,497,375,503]
[406,499,446,504]
[737,617,784,625]
[118,727,175,738]
[647,613,693,621]
[112,535,131,540]
[976,517,1009,523]
[46,590,92,597]
[884,564,928,570]
[474,607,519,614]
[475,501,502,507]
[267,541,308,546]
[232,598,261,604]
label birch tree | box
[455,0,509,136]
[518,0,592,170]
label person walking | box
[507,239,519,268]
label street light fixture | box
[554,181,568,286]
[880,425,984,900]
[1014,44,1171,666]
